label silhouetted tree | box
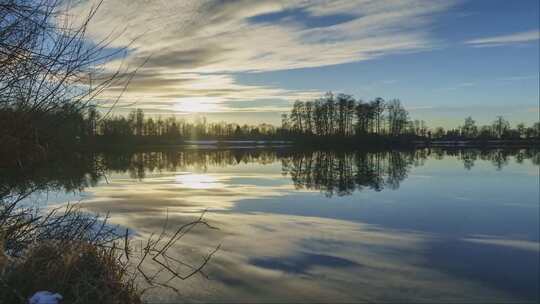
[386,99,408,137]
[492,116,510,139]
[371,97,386,135]
[461,116,478,138]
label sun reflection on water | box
[174,173,224,189]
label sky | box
[71,0,539,128]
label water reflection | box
[284,148,539,196]
[4,148,536,199]
[283,150,415,196]
[174,173,224,189]
[1,147,539,302]
[0,152,100,206]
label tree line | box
[281,93,540,141]
[82,100,540,145]
[432,116,540,141]
[91,108,278,141]
[2,95,538,164]
[282,93,412,137]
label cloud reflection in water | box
[69,150,538,303]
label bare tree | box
[0,0,135,163]
[386,99,408,137]
[492,116,510,139]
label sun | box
[173,97,222,113]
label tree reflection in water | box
[282,148,539,197]
[1,148,538,201]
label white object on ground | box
[28,291,63,304]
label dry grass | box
[1,240,142,304]
[0,202,219,304]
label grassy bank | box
[1,240,142,304]
[0,195,217,303]
[0,202,142,303]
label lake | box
[9,147,540,303]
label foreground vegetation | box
[0,0,145,298]
[2,235,142,304]
[0,1,219,303]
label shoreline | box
[84,138,540,150]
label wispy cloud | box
[465,29,540,47]
[463,236,539,252]
[435,82,476,91]
[497,75,538,82]
[68,0,457,114]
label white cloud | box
[465,29,540,47]
[68,0,456,114]
[463,236,539,252]
[498,75,538,82]
[435,82,476,92]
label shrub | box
[1,240,142,304]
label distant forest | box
[2,93,538,157]
[1,92,539,163]
[281,93,540,141]
[31,92,537,146]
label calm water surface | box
[15,148,540,303]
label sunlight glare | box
[174,97,222,114]
[174,173,223,189]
